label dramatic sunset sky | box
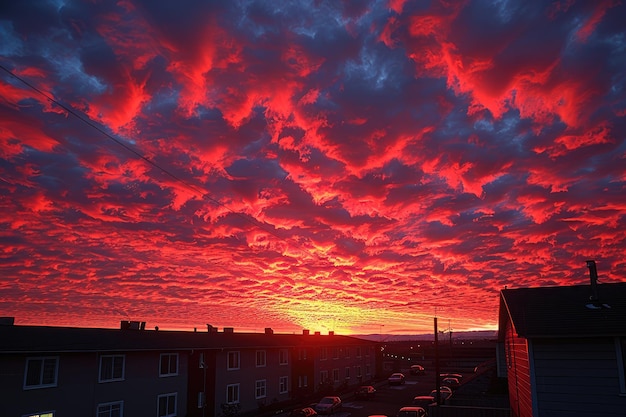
[1,0,625,336]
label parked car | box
[409,364,425,375]
[388,372,406,385]
[439,372,463,380]
[412,395,436,407]
[355,385,377,399]
[314,396,342,415]
[290,407,318,417]
[441,377,460,389]
[429,386,453,403]
[397,406,428,417]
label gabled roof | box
[499,282,626,339]
[0,325,376,354]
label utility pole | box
[434,316,440,405]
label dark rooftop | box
[499,281,626,338]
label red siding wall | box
[505,321,533,417]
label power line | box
[0,63,288,245]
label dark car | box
[388,372,406,385]
[290,407,318,417]
[397,406,428,417]
[409,364,425,375]
[412,395,436,407]
[314,396,342,415]
[441,377,460,389]
[355,385,377,399]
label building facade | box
[0,320,378,417]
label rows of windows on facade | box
[23,353,179,417]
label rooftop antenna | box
[585,260,611,310]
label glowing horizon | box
[1,0,625,335]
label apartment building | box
[0,319,378,417]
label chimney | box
[329,331,335,336]
[586,260,599,301]
[0,317,15,326]
[223,327,234,333]
[265,328,274,335]
[314,331,321,336]
[302,329,310,335]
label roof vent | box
[223,327,234,333]
[585,260,611,310]
[121,320,146,330]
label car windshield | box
[398,412,418,417]
[319,398,334,404]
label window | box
[24,357,58,389]
[279,376,288,394]
[320,370,328,383]
[332,348,339,359]
[226,384,240,404]
[157,393,176,417]
[356,365,362,378]
[332,369,340,382]
[279,349,288,365]
[344,348,350,358]
[256,350,266,367]
[345,367,350,379]
[99,355,124,382]
[97,401,123,417]
[298,349,307,360]
[227,351,240,370]
[160,353,178,377]
[298,375,308,388]
[365,364,371,376]
[356,347,362,358]
[23,413,54,417]
[255,379,267,399]
[320,347,327,360]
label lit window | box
[226,384,240,404]
[97,401,123,417]
[255,379,267,399]
[256,350,266,367]
[23,413,54,417]
[227,351,240,370]
[99,355,125,382]
[157,393,177,417]
[160,353,178,377]
[24,357,58,389]
[279,376,288,394]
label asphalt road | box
[307,370,439,417]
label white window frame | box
[355,365,362,378]
[226,383,240,404]
[256,350,266,367]
[160,353,179,377]
[24,356,58,389]
[99,355,125,383]
[97,400,123,417]
[279,349,288,365]
[345,366,350,380]
[333,368,340,382]
[617,337,626,394]
[255,379,267,399]
[157,392,177,417]
[298,349,307,360]
[279,376,288,394]
[320,370,329,383]
[298,375,308,388]
[227,351,240,370]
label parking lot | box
[279,368,440,417]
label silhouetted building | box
[498,276,626,417]
[0,321,377,417]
